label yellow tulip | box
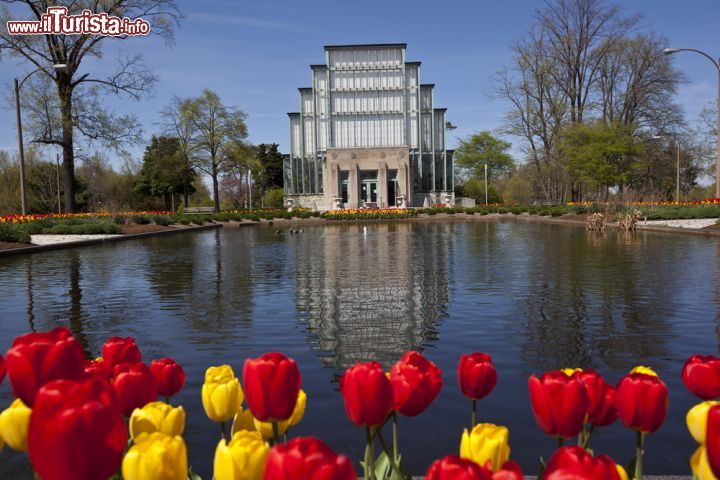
[202,365,244,422]
[616,465,629,480]
[231,408,257,436]
[0,399,31,452]
[688,401,720,444]
[691,446,719,480]
[130,402,186,439]
[122,432,188,480]
[214,430,269,480]
[630,366,658,377]
[460,423,510,471]
[288,389,307,427]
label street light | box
[647,134,681,202]
[14,63,67,215]
[663,47,720,198]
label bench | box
[184,207,215,214]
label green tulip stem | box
[377,426,404,479]
[471,399,477,429]
[165,396,171,405]
[635,431,645,480]
[220,421,227,441]
[557,436,565,449]
[366,427,376,480]
[272,421,280,446]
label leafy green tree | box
[559,120,643,197]
[256,143,284,192]
[457,178,502,204]
[135,136,196,210]
[454,131,515,180]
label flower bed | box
[321,208,418,220]
[0,327,718,479]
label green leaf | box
[626,456,637,480]
[538,456,546,478]
[188,466,203,480]
[374,451,391,480]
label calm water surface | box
[0,220,718,477]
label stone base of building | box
[284,194,325,211]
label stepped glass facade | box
[284,44,454,210]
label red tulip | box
[84,358,108,379]
[426,456,524,480]
[616,368,668,433]
[0,353,6,386]
[682,355,720,400]
[263,436,356,480]
[589,384,618,427]
[707,404,720,479]
[543,446,625,480]
[390,351,443,417]
[573,370,618,427]
[243,352,302,421]
[102,336,141,375]
[28,377,127,480]
[528,371,588,438]
[6,327,85,406]
[426,455,491,480]
[458,352,498,400]
[340,362,393,427]
[150,358,186,397]
[112,361,157,416]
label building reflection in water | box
[292,222,454,369]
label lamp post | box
[676,142,681,203]
[663,48,720,198]
[56,153,61,214]
[484,162,488,205]
[14,63,68,215]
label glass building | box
[285,44,454,210]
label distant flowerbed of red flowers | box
[568,198,720,206]
[0,211,173,224]
[1,328,719,479]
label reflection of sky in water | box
[0,221,717,477]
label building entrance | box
[360,171,378,206]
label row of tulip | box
[0,211,174,224]
[567,198,720,206]
[320,208,418,220]
[1,328,720,479]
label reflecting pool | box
[0,219,718,476]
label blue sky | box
[1,0,719,166]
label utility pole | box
[676,143,681,203]
[484,163,489,205]
[15,79,27,215]
[248,169,252,211]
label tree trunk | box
[212,162,220,212]
[59,81,76,213]
[183,191,189,208]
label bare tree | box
[0,0,182,212]
[162,89,248,211]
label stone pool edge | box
[0,223,223,258]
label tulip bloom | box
[28,377,127,480]
[528,371,588,438]
[202,365,244,423]
[102,336,142,374]
[458,352,498,400]
[426,455,489,480]
[572,369,617,427]
[214,430,270,480]
[691,446,718,480]
[687,401,720,444]
[84,358,108,379]
[390,351,443,417]
[263,436,357,480]
[150,358,186,398]
[460,423,510,471]
[6,327,85,406]
[243,352,302,422]
[130,401,186,439]
[231,408,257,436]
[339,361,393,427]
[543,446,627,480]
[707,404,720,478]
[616,367,668,433]
[122,432,188,480]
[113,362,158,417]
[683,355,720,400]
[0,398,31,452]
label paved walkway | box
[640,218,717,229]
[30,234,124,245]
